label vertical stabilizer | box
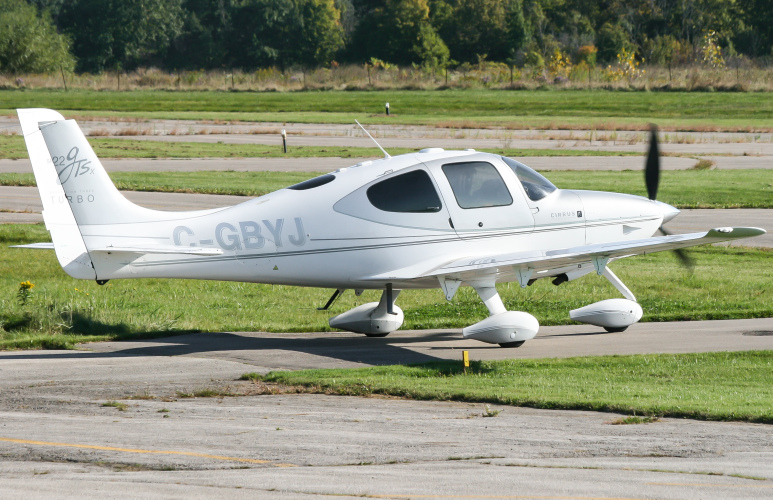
[17,109,96,279]
[39,119,152,224]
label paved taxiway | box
[3,116,772,156]
[1,319,772,499]
[82,318,773,369]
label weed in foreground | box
[690,159,715,170]
[128,391,155,400]
[482,404,502,418]
[608,415,661,425]
[101,401,128,411]
[17,281,34,306]
[176,387,238,398]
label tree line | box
[2,0,772,75]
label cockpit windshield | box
[501,156,557,201]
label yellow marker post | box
[462,350,469,373]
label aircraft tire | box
[603,326,628,333]
[364,332,390,338]
[498,341,525,348]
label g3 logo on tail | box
[52,147,94,185]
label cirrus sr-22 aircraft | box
[16,109,765,347]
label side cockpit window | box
[367,169,442,213]
[501,156,557,201]
[442,162,513,209]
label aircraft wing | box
[366,227,766,283]
[12,243,223,256]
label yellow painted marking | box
[369,495,645,500]
[0,437,272,465]
[649,482,772,489]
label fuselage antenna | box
[355,119,391,159]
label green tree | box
[59,0,184,72]
[27,0,65,21]
[596,21,633,63]
[291,0,345,68]
[165,0,237,70]
[228,0,343,70]
[413,22,450,68]
[435,0,509,63]
[736,0,773,56]
[505,0,530,56]
[0,0,74,73]
[350,0,441,65]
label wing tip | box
[708,227,766,238]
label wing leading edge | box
[365,227,766,284]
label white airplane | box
[16,109,765,347]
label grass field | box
[243,351,773,423]
[1,168,769,208]
[0,224,770,350]
[0,135,640,160]
[2,89,773,131]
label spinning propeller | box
[645,124,694,271]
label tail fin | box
[18,109,96,279]
[20,110,154,225]
[18,109,177,278]
[18,109,230,280]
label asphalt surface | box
[3,116,773,155]
[1,319,772,499]
[83,318,773,368]
[124,132,773,156]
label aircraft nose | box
[656,200,680,223]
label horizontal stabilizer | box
[11,243,223,256]
[11,242,55,250]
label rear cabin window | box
[441,162,513,209]
[367,170,442,213]
[501,156,557,201]
[288,174,336,191]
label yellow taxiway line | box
[0,436,281,465]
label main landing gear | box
[328,281,539,348]
[328,285,403,336]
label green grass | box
[0,224,770,350]
[244,351,773,423]
[549,169,773,209]
[0,134,639,160]
[2,89,773,130]
[101,401,128,411]
[608,415,661,424]
[1,168,769,208]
